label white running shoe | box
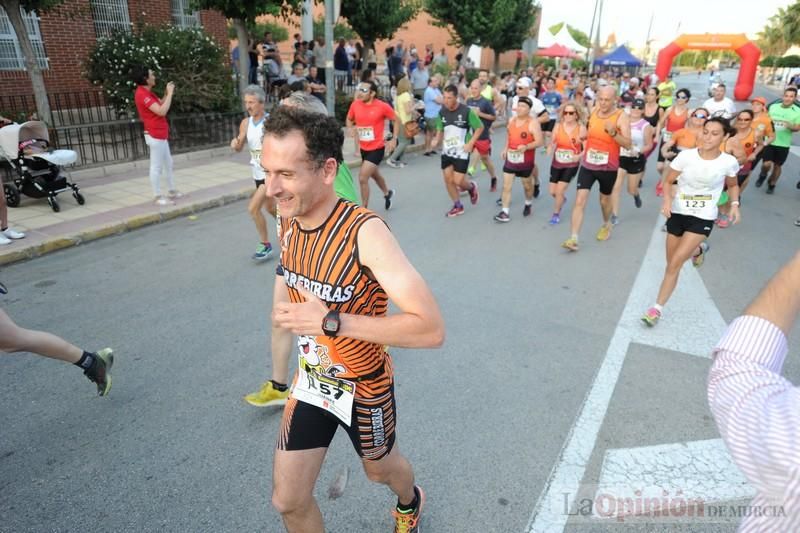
[0,233,11,245]
[154,196,173,206]
[2,227,25,240]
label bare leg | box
[501,172,514,208]
[521,175,534,200]
[481,154,497,180]
[599,193,613,225]
[361,445,416,505]
[358,161,378,208]
[570,188,590,237]
[769,163,783,186]
[611,168,627,217]
[655,232,707,306]
[0,309,82,363]
[248,186,269,244]
[443,167,459,202]
[627,172,643,198]
[272,447,328,533]
[371,168,390,196]
[553,181,569,214]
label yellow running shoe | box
[561,237,579,251]
[244,381,290,407]
[392,485,425,533]
[596,224,611,241]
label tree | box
[312,16,357,42]
[339,0,418,54]
[426,0,490,53]
[192,0,302,104]
[2,0,63,124]
[481,0,539,72]
[227,20,288,42]
[547,22,589,49]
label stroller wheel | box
[73,191,85,205]
[3,183,20,208]
[47,196,60,212]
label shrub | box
[334,92,353,126]
[227,21,288,42]
[85,25,237,115]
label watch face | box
[324,318,338,331]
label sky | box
[538,0,793,49]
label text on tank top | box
[505,117,536,167]
[280,200,392,396]
[552,122,582,168]
[247,115,266,165]
[584,108,623,171]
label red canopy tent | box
[537,43,578,58]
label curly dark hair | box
[262,106,343,169]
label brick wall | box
[0,1,229,102]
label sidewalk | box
[0,130,428,266]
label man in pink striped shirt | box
[709,251,800,531]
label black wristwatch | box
[322,310,341,337]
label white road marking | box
[595,439,754,509]
[526,219,734,532]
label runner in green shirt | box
[432,84,484,217]
[657,73,677,109]
[756,87,800,194]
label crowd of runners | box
[4,60,800,533]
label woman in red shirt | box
[132,65,182,206]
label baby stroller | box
[0,121,84,212]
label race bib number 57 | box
[293,357,356,426]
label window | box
[0,7,48,71]
[90,0,131,39]
[171,0,200,28]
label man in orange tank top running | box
[262,107,445,533]
[562,86,632,251]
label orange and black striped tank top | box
[280,199,392,392]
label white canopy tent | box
[538,24,588,54]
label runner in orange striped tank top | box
[561,86,632,251]
[262,107,444,532]
[494,96,544,222]
[547,103,586,225]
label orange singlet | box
[671,127,699,151]
[551,122,582,169]
[505,116,536,170]
[583,108,623,171]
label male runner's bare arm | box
[231,118,248,152]
[272,218,445,348]
[613,112,633,149]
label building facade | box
[0,0,227,97]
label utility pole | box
[324,0,335,115]
[586,0,599,64]
[644,11,654,66]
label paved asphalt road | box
[1,70,798,533]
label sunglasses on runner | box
[676,95,688,100]
[357,86,370,93]
[563,110,577,115]
[693,112,707,119]
[738,117,752,122]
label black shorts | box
[360,147,385,166]
[619,155,646,174]
[441,154,470,174]
[657,138,678,163]
[577,167,617,196]
[666,213,714,238]
[502,164,535,178]
[277,381,397,461]
[763,145,789,166]
[549,165,579,184]
[541,119,556,132]
[737,173,749,187]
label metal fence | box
[0,90,121,126]
[1,111,243,182]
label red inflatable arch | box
[655,34,760,101]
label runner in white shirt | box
[702,83,737,119]
[642,117,741,326]
[230,84,275,261]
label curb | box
[0,186,253,267]
[0,140,434,267]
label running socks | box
[653,304,664,313]
[396,486,420,513]
[75,351,96,370]
[271,380,288,392]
